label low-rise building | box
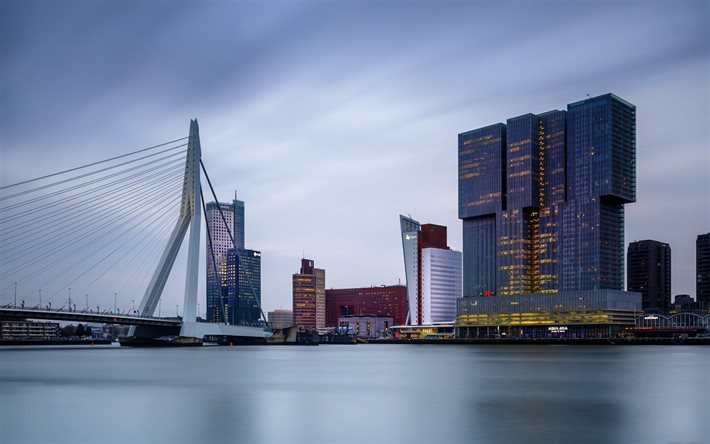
[268,309,294,330]
[326,285,407,327]
[337,315,392,339]
[456,290,641,339]
[0,320,60,340]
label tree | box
[61,325,76,337]
[75,324,85,336]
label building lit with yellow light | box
[456,290,641,338]
[455,94,639,338]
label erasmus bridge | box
[0,120,271,344]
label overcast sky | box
[1,0,708,314]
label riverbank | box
[370,337,710,345]
[0,338,112,346]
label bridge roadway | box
[0,307,273,339]
[0,307,182,327]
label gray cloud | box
[1,0,708,312]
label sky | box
[1,0,708,315]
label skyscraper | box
[292,259,326,329]
[400,216,462,325]
[627,240,671,313]
[226,248,261,324]
[458,93,636,296]
[205,196,246,323]
[697,233,710,307]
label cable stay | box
[200,159,267,325]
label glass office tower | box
[226,248,261,324]
[205,196,246,323]
[458,93,636,296]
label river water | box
[1,344,708,444]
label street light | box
[14,282,17,308]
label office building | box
[267,310,294,330]
[292,259,326,329]
[456,94,638,336]
[458,94,636,296]
[627,240,671,313]
[226,248,261,324]
[697,233,710,307]
[205,196,245,323]
[325,285,407,327]
[337,315,393,338]
[400,216,462,325]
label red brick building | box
[325,285,407,327]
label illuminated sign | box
[548,326,568,332]
[644,315,658,320]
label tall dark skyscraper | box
[205,195,246,323]
[697,233,710,306]
[226,248,261,324]
[627,240,671,313]
[459,94,636,296]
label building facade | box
[422,248,462,324]
[456,290,641,338]
[627,240,671,313]
[337,315,393,338]
[205,197,245,323]
[400,216,462,325]
[0,320,60,340]
[267,309,294,330]
[697,233,710,307]
[458,93,636,297]
[292,259,326,329]
[226,248,261,324]
[325,285,407,327]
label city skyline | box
[1,1,708,314]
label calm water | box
[1,344,708,444]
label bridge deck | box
[0,308,182,327]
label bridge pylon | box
[128,119,202,339]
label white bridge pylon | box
[129,120,269,340]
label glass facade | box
[205,201,235,323]
[456,290,641,338]
[206,198,249,323]
[233,198,245,250]
[459,94,636,297]
[627,240,671,314]
[226,248,261,324]
[458,123,506,219]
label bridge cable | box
[200,159,267,324]
[200,187,229,324]
[0,136,188,191]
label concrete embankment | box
[369,337,710,345]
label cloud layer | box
[1,0,708,312]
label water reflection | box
[1,344,708,443]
